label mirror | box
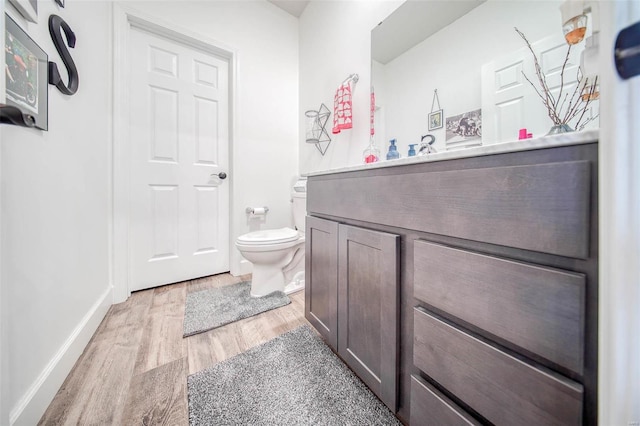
[371,1,486,65]
[371,0,585,156]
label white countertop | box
[305,129,598,177]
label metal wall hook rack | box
[342,73,359,85]
[305,103,332,155]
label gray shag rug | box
[183,281,290,337]
[187,325,401,426]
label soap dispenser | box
[386,139,400,160]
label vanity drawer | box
[413,308,583,425]
[410,375,480,426]
[414,240,585,375]
[307,160,591,258]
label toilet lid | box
[237,228,300,245]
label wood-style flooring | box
[39,273,308,425]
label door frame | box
[111,3,236,303]
[598,2,640,425]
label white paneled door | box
[128,26,229,292]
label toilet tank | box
[292,178,307,232]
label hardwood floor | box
[39,273,308,425]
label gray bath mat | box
[187,325,401,426]
[183,281,290,337]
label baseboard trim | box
[10,285,113,426]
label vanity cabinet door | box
[337,224,400,412]
[305,216,339,349]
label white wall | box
[2,1,113,424]
[126,1,299,276]
[299,0,402,174]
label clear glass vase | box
[363,139,380,163]
[547,123,574,135]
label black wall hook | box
[0,105,36,128]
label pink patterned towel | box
[370,89,375,136]
[332,82,353,134]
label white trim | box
[598,2,640,425]
[106,2,116,306]
[9,286,113,426]
[112,2,132,304]
[111,3,237,303]
[1,1,8,423]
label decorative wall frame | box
[7,0,38,22]
[428,89,443,130]
[5,14,48,130]
[429,109,443,130]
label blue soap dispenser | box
[386,139,400,160]
[408,144,417,157]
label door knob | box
[213,172,227,180]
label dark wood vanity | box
[305,136,598,425]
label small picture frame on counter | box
[428,109,443,130]
[445,109,482,150]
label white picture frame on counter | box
[445,109,483,151]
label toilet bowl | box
[236,228,305,297]
[236,178,307,297]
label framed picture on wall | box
[5,14,48,130]
[7,0,38,23]
[428,109,443,130]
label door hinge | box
[615,21,640,80]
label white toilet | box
[236,178,306,297]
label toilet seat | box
[236,227,300,245]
